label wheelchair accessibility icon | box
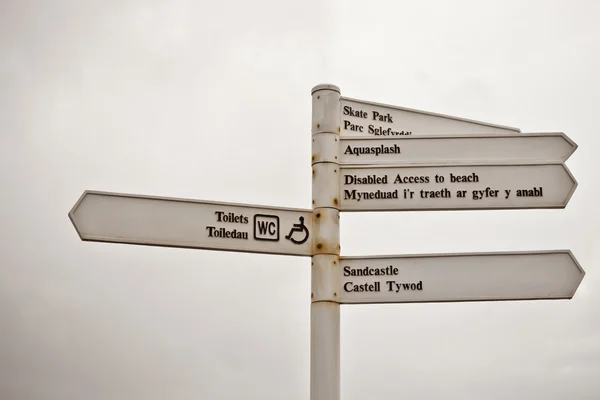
[285,216,309,245]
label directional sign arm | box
[339,163,577,212]
[340,132,578,165]
[338,250,585,304]
[340,96,521,137]
[69,190,313,257]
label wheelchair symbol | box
[285,216,309,245]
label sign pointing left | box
[69,191,313,257]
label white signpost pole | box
[311,84,342,400]
[66,83,585,399]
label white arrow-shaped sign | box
[69,191,313,257]
[340,163,577,212]
[340,132,577,165]
[339,251,585,304]
[340,96,521,137]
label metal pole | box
[311,84,341,400]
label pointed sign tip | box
[551,131,578,161]
[564,249,586,299]
[566,249,586,276]
[69,190,97,242]
[561,164,579,207]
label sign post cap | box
[312,84,340,95]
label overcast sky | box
[1,0,599,399]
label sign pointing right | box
[340,163,577,212]
[340,96,521,137]
[340,132,577,165]
[339,251,585,304]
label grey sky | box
[1,0,599,399]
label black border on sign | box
[253,214,280,242]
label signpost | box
[340,132,577,165]
[69,190,313,257]
[338,251,584,304]
[340,163,577,212]
[340,96,521,137]
[68,84,585,400]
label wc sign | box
[253,213,310,245]
[254,214,279,241]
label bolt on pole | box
[310,84,342,400]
